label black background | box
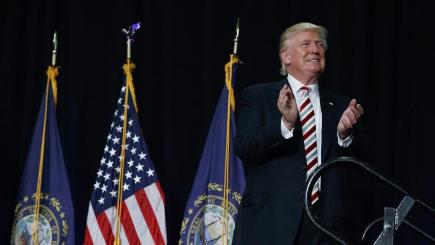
[1,0,435,244]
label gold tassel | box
[122,61,138,112]
[47,66,59,105]
[224,54,239,112]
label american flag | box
[84,81,167,245]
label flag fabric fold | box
[179,55,246,245]
[11,66,75,245]
[84,62,167,245]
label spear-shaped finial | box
[122,22,141,60]
[233,18,240,54]
[51,31,58,66]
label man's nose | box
[309,43,320,53]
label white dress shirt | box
[280,74,352,158]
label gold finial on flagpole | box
[51,31,58,66]
[233,18,240,55]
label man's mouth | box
[306,58,320,63]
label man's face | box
[281,30,326,83]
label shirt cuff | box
[337,132,353,148]
[281,118,294,139]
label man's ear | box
[280,50,291,66]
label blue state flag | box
[179,55,245,245]
[11,67,75,245]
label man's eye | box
[301,42,309,47]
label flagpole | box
[222,18,240,245]
[115,22,141,245]
[32,31,58,244]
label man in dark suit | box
[233,22,369,244]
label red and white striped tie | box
[299,87,320,204]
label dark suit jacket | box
[233,80,369,244]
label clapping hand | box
[337,99,364,138]
[277,84,298,130]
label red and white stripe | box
[299,87,320,204]
[84,182,167,245]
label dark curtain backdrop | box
[2,0,435,244]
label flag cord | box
[222,54,238,245]
[33,66,58,244]
[115,60,135,244]
[223,91,230,245]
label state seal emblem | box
[11,193,70,245]
[179,182,242,245]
